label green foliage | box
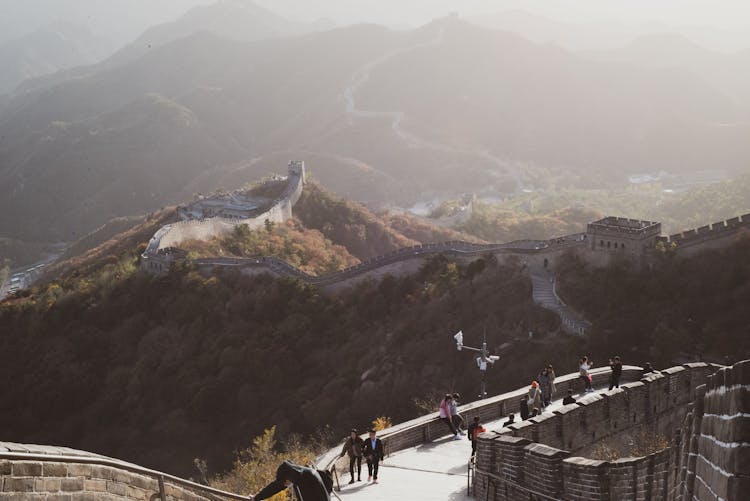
[458,174,750,243]
[0,253,558,478]
[211,427,317,499]
[294,183,417,259]
[181,221,358,276]
[556,237,750,367]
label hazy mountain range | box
[0,22,115,93]
[0,1,748,245]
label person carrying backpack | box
[252,460,333,501]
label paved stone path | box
[333,386,606,501]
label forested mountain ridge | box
[3,178,749,480]
[2,15,747,246]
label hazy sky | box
[1,0,748,49]
[261,0,750,29]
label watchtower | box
[288,160,306,184]
[586,216,661,266]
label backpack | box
[317,469,334,494]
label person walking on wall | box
[362,429,385,483]
[527,381,542,414]
[609,356,623,390]
[339,429,364,484]
[580,356,594,393]
[547,365,557,402]
[450,393,465,435]
[438,394,460,439]
[467,416,486,458]
[538,368,552,409]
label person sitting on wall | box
[252,460,333,501]
[562,389,576,405]
[503,414,515,427]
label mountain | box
[2,179,748,477]
[1,17,748,245]
[582,33,750,108]
[467,9,647,50]
[107,0,311,66]
[0,22,114,93]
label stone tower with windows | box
[586,216,661,266]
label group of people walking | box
[338,429,385,484]
[254,354,639,500]
[519,364,557,419]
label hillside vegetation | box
[181,219,359,276]
[0,251,558,478]
[557,236,750,366]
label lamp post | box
[453,330,499,399]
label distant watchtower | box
[288,160,306,184]
[586,217,661,266]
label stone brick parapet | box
[0,446,249,501]
[317,365,644,478]
[470,361,750,501]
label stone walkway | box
[333,386,607,501]
[530,267,589,335]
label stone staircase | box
[530,267,589,335]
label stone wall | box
[472,361,750,501]
[316,365,643,476]
[0,447,248,501]
[141,162,305,274]
[675,360,750,501]
[665,213,750,258]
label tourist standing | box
[339,429,364,484]
[451,393,465,435]
[362,429,385,483]
[580,357,593,392]
[547,365,557,401]
[527,381,542,414]
[609,356,623,390]
[438,394,460,439]
[519,397,530,420]
[538,368,552,409]
[467,417,486,457]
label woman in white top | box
[579,356,593,392]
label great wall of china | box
[139,162,750,338]
[313,360,748,501]
[3,361,746,500]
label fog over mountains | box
[0,0,748,246]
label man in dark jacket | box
[339,428,364,483]
[253,460,331,501]
[609,356,623,390]
[361,429,385,483]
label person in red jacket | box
[467,417,486,458]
